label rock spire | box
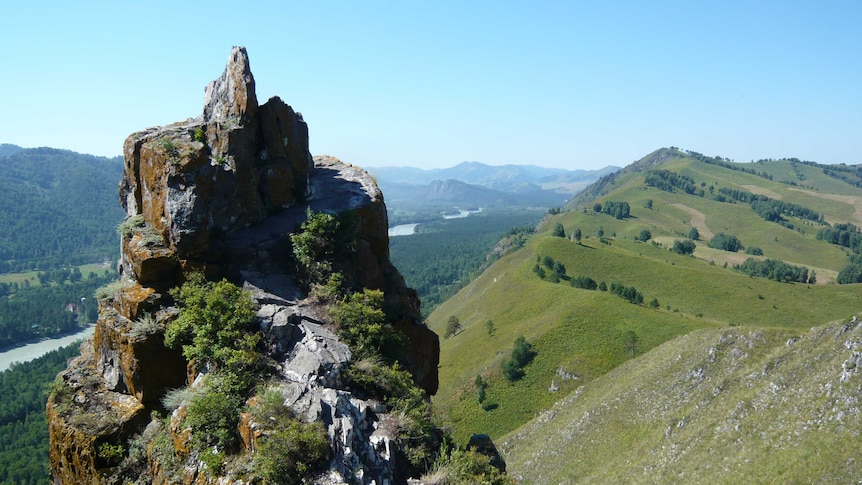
[48,47,439,484]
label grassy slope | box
[502,318,862,484]
[427,152,862,446]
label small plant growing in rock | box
[127,312,160,340]
[157,137,181,165]
[94,278,134,303]
[97,442,125,467]
[212,155,228,168]
[117,214,145,238]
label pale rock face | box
[203,46,258,124]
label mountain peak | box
[627,147,686,172]
[203,46,258,124]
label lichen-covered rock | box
[49,46,439,484]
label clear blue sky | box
[1,1,859,170]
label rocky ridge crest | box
[48,47,439,484]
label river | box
[0,325,94,372]
[388,208,483,237]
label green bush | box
[184,375,244,452]
[502,336,535,382]
[331,288,405,361]
[672,239,696,255]
[291,208,355,287]
[347,358,427,413]
[708,233,744,252]
[97,442,125,467]
[426,447,514,485]
[245,388,331,483]
[253,420,330,484]
[165,274,260,374]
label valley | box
[2,141,861,483]
[423,148,862,481]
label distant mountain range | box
[368,161,618,213]
[369,161,618,194]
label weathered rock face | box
[48,47,439,485]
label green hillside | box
[427,149,862,447]
[502,318,862,483]
[0,146,124,273]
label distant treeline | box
[644,169,700,195]
[0,273,114,350]
[716,188,822,224]
[0,343,81,484]
[816,223,862,283]
[686,150,774,181]
[389,211,543,315]
[534,255,649,306]
[597,201,631,220]
[735,258,813,284]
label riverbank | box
[0,325,94,372]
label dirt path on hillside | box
[671,203,714,240]
[788,188,862,224]
[741,185,782,199]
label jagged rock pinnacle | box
[203,46,258,124]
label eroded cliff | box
[48,47,439,485]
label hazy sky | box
[1,1,859,170]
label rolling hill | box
[0,145,124,272]
[425,148,862,479]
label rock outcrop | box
[48,47,439,485]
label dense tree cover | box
[745,246,764,256]
[817,162,862,188]
[708,233,744,252]
[672,239,696,255]
[815,224,862,284]
[817,223,862,254]
[570,275,598,290]
[0,343,81,484]
[717,188,822,224]
[389,211,543,315]
[0,148,124,272]
[644,169,699,195]
[736,258,812,283]
[837,264,862,284]
[609,282,644,305]
[0,273,114,350]
[601,201,631,220]
[637,229,652,242]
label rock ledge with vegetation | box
[47,47,440,485]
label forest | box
[389,210,543,315]
[717,187,822,224]
[735,258,813,283]
[644,169,700,195]
[0,343,81,484]
[0,147,124,273]
[0,272,114,350]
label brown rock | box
[50,47,441,483]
